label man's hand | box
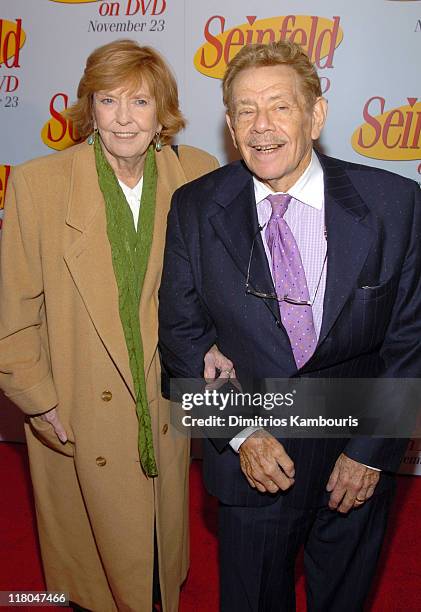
[204,344,239,390]
[38,408,68,443]
[326,453,380,513]
[239,430,295,494]
[204,344,236,380]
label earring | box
[87,126,98,145]
[154,132,162,152]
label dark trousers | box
[218,489,393,612]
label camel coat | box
[0,142,218,612]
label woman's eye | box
[135,99,147,106]
[100,98,113,105]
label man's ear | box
[226,112,238,149]
[311,97,328,141]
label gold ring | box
[224,369,233,376]
[355,497,365,503]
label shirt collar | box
[253,150,324,210]
[118,176,143,201]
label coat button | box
[162,424,168,435]
[96,456,107,467]
[101,390,112,402]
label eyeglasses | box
[245,224,327,307]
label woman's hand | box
[38,408,68,443]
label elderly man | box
[159,41,421,611]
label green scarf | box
[94,137,158,477]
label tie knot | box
[267,193,292,218]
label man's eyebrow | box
[235,93,292,105]
[268,94,290,102]
[235,98,256,106]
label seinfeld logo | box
[49,1,99,4]
[0,19,26,67]
[41,93,81,151]
[49,0,167,11]
[0,165,11,230]
[194,14,343,79]
[0,164,10,208]
[352,97,421,161]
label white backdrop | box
[0,0,420,471]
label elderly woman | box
[0,40,231,612]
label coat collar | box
[65,143,186,230]
[65,143,101,231]
[64,143,187,396]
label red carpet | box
[0,442,420,611]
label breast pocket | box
[353,274,398,302]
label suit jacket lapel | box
[316,154,375,349]
[209,155,376,372]
[209,162,294,359]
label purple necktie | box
[265,193,317,368]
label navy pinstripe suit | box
[159,153,421,610]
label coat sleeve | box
[0,168,58,415]
[344,181,421,471]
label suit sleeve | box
[159,187,248,450]
[159,187,217,388]
[344,182,421,471]
[0,169,58,415]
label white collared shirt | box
[118,177,143,228]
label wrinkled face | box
[226,65,327,192]
[93,82,162,170]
